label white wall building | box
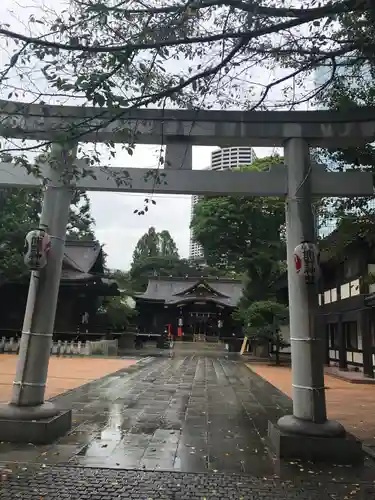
[189,147,257,261]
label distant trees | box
[99,295,137,332]
[130,255,182,292]
[0,188,96,284]
[159,230,179,258]
[128,227,230,291]
[131,227,179,266]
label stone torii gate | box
[0,99,374,463]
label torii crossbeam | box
[0,161,373,197]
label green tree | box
[129,253,231,292]
[316,73,375,254]
[130,255,195,292]
[100,295,137,331]
[238,300,289,364]
[111,269,133,292]
[131,228,180,267]
[0,189,41,284]
[132,227,160,265]
[191,157,286,298]
[159,230,179,258]
[0,188,96,284]
[67,192,96,241]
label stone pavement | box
[0,356,375,499]
[2,466,375,499]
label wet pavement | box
[1,356,375,498]
[0,356,279,473]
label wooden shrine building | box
[318,231,375,378]
[134,277,243,342]
[0,239,119,339]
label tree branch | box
[0,0,369,54]
[83,0,365,18]
[0,37,247,155]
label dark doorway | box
[188,311,218,341]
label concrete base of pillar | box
[277,414,346,437]
[0,401,60,420]
[0,403,71,444]
[268,420,363,464]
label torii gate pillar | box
[268,138,363,464]
[0,144,74,443]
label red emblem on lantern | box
[294,253,302,274]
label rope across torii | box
[0,99,372,464]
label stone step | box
[173,341,226,352]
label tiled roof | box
[61,239,102,282]
[136,277,243,307]
[63,239,102,273]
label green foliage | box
[129,254,228,292]
[129,228,234,290]
[240,300,288,332]
[0,189,41,283]
[110,269,133,292]
[132,227,179,267]
[67,192,96,241]
[132,227,160,264]
[190,156,289,357]
[314,8,375,254]
[159,230,179,257]
[1,1,374,215]
[0,188,96,284]
[6,1,373,116]
[238,300,289,363]
[191,157,286,299]
[102,270,139,329]
[100,294,137,330]
[130,255,184,291]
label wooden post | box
[337,314,347,371]
[360,308,374,378]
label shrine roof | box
[61,239,111,286]
[135,277,243,307]
[63,239,102,272]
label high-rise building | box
[189,147,256,261]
